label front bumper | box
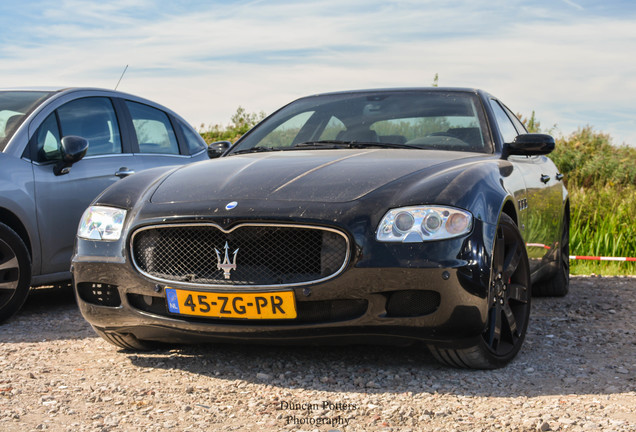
[72,218,495,347]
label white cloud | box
[1,1,634,145]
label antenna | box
[115,65,129,90]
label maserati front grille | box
[131,223,349,287]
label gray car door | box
[32,97,143,276]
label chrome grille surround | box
[130,223,350,288]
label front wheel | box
[92,326,158,351]
[0,223,32,324]
[429,214,531,369]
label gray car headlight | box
[376,206,472,242]
[78,206,127,241]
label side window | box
[318,116,346,140]
[178,119,206,154]
[36,112,62,161]
[257,111,314,148]
[126,101,179,155]
[503,104,528,135]
[489,100,518,144]
[57,97,122,156]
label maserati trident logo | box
[215,242,239,279]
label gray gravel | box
[1,276,635,431]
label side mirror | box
[504,133,555,156]
[207,141,232,159]
[54,136,89,176]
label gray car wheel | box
[0,223,32,324]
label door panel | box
[510,156,561,272]
[33,155,142,274]
[31,97,138,276]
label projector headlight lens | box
[78,206,127,241]
[376,206,473,242]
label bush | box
[550,127,636,188]
[199,106,266,144]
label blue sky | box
[1,0,635,145]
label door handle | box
[540,174,551,184]
[556,173,564,181]
[115,167,135,178]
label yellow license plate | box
[165,288,297,319]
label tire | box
[92,326,157,351]
[533,213,570,297]
[0,223,32,324]
[429,214,532,369]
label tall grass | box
[569,186,636,275]
[550,127,636,275]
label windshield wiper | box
[294,140,420,150]
[231,146,281,155]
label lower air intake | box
[386,290,441,317]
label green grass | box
[569,186,636,275]
[549,127,636,275]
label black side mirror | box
[207,141,232,159]
[504,133,555,157]
[54,136,89,176]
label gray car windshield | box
[230,91,491,154]
[0,91,53,151]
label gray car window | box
[178,119,206,154]
[126,101,179,155]
[36,113,62,161]
[57,97,123,157]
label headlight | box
[376,206,472,242]
[78,206,127,241]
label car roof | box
[301,87,485,97]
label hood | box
[150,149,484,204]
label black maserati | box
[72,88,569,369]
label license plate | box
[165,288,297,319]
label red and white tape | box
[568,255,636,262]
[526,243,635,261]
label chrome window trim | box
[131,152,191,158]
[130,222,351,290]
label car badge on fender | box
[225,201,238,210]
[215,242,239,279]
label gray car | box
[0,87,210,322]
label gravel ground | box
[1,276,635,432]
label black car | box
[72,88,569,369]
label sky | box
[1,0,635,145]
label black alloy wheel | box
[92,326,157,351]
[429,213,531,369]
[0,223,32,324]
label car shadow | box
[1,284,96,342]
[126,277,636,397]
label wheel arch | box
[500,199,518,226]
[0,207,32,258]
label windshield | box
[0,91,53,151]
[230,90,491,155]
